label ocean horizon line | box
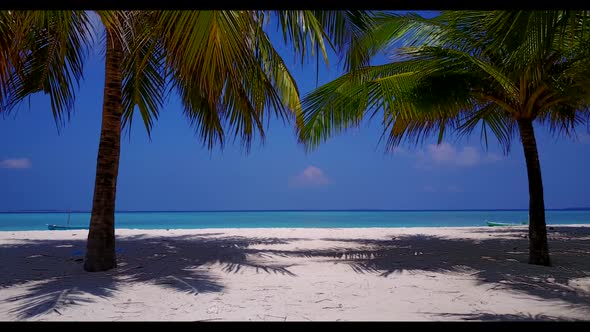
[1,208,590,213]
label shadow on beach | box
[433,312,575,321]
[0,226,589,320]
[0,233,302,319]
[277,226,590,309]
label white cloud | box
[426,143,456,163]
[416,143,502,168]
[289,166,331,187]
[0,158,32,169]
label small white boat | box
[47,210,88,230]
[47,224,88,230]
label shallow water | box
[1,210,589,231]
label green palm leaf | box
[2,11,92,128]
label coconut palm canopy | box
[301,11,590,151]
[300,10,590,266]
[1,10,372,146]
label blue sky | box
[1,12,590,211]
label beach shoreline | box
[1,225,589,321]
[4,223,590,232]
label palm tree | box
[299,10,590,266]
[0,10,371,272]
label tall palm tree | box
[0,10,371,272]
[299,10,590,266]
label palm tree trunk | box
[84,28,123,272]
[517,118,551,266]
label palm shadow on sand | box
[433,312,579,321]
[0,233,302,319]
[267,226,590,312]
[1,226,589,321]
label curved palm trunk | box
[517,118,551,266]
[84,28,123,272]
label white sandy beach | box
[1,226,589,321]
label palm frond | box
[301,10,590,154]
[457,102,515,153]
[307,10,376,71]
[2,11,92,128]
[120,11,166,138]
[157,11,307,150]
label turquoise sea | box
[1,210,590,231]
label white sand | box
[1,226,589,321]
